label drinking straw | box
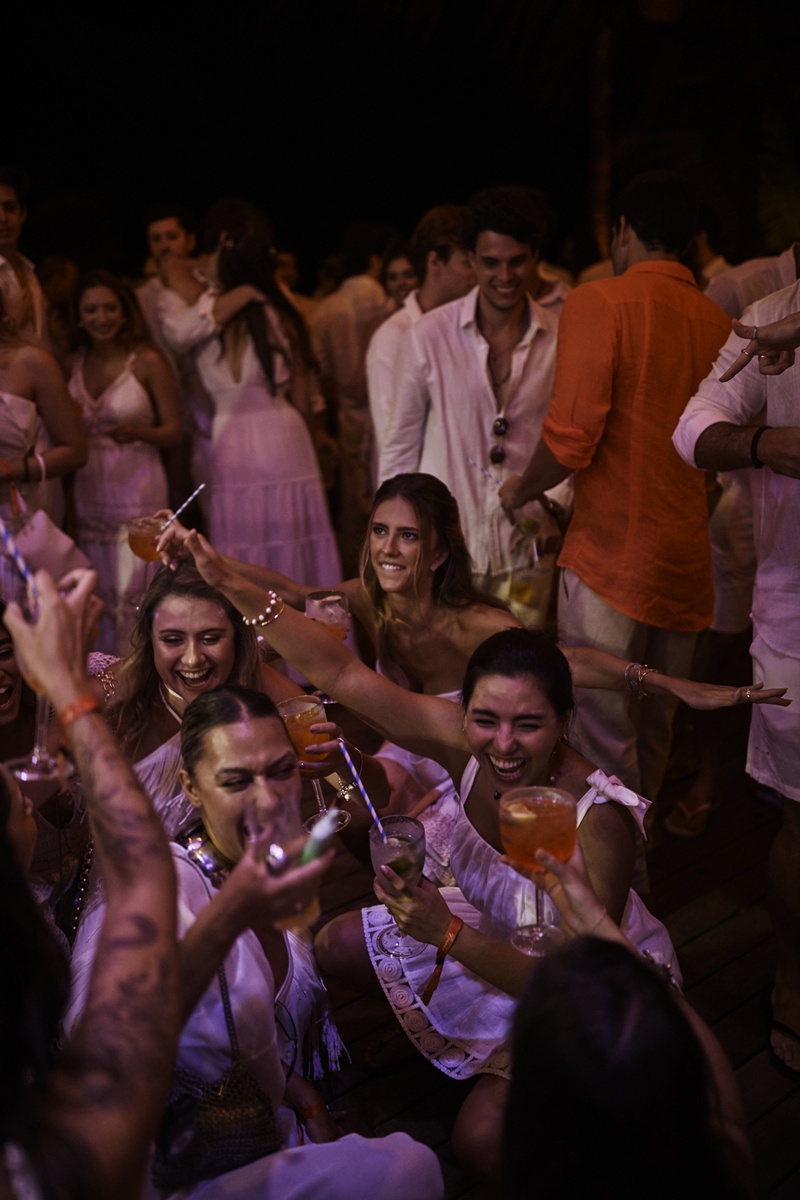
[337,738,388,842]
[464,454,502,487]
[160,482,206,531]
[0,515,38,604]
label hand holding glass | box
[276,696,350,832]
[370,814,427,959]
[499,787,577,956]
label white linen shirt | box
[366,288,424,478]
[379,286,559,576]
[673,278,800,650]
[704,244,797,319]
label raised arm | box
[5,571,180,1200]
[181,529,468,771]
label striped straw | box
[0,515,38,606]
[464,454,502,487]
[337,738,388,842]
[160,482,206,531]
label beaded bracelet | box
[624,662,657,701]
[242,590,285,627]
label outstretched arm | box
[562,644,789,709]
[6,571,180,1200]
[177,529,468,771]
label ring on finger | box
[746,688,751,702]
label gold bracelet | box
[242,590,285,627]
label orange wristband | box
[57,694,102,733]
[420,915,464,1006]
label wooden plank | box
[683,938,776,1024]
[672,902,773,989]
[736,1050,800,1123]
[660,863,769,948]
[750,1088,800,1192]
[711,993,770,1069]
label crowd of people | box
[1,158,798,1198]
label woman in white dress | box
[158,234,341,582]
[67,270,182,653]
[67,684,443,1200]
[0,290,86,551]
[163,540,687,1172]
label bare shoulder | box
[560,745,596,800]
[17,342,61,381]
[455,601,521,647]
[133,343,167,376]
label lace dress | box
[362,762,681,1081]
[68,351,168,654]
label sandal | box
[664,799,716,838]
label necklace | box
[159,682,185,724]
[179,823,231,888]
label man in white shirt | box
[366,205,475,480]
[379,186,563,598]
[0,166,48,347]
[705,241,799,319]
[312,221,393,570]
[674,295,800,1075]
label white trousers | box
[558,569,697,802]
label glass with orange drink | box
[127,516,163,563]
[276,696,351,832]
[499,786,577,956]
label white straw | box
[337,738,388,842]
[160,482,206,531]
[0,515,38,604]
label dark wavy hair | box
[461,628,574,717]
[107,558,261,756]
[70,269,146,353]
[180,685,292,781]
[504,938,753,1199]
[216,235,317,390]
[360,474,510,634]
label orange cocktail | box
[276,696,330,767]
[499,787,577,873]
[127,516,162,562]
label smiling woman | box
[103,558,302,839]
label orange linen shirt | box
[542,261,730,631]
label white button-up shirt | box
[366,288,424,480]
[379,286,559,576]
[673,278,800,648]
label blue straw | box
[464,454,502,488]
[337,738,388,842]
[0,515,38,605]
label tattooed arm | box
[5,571,180,1200]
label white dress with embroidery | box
[362,761,681,1081]
[68,351,168,654]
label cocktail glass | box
[6,582,73,784]
[498,786,577,956]
[127,516,163,563]
[276,695,351,833]
[369,814,427,959]
[305,591,349,706]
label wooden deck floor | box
[307,703,799,1199]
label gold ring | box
[746,688,751,701]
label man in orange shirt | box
[501,173,730,804]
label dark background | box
[6,0,800,286]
